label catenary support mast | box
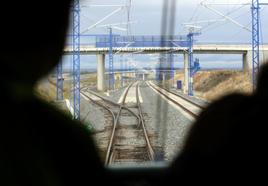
[72,0,81,120]
[56,60,64,100]
[251,0,260,90]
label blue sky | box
[62,0,268,70]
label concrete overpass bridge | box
[64,35,268,92]
[64,43,268,67]
[64,43,268,92]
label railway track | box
[157,85,206,110]
[135,83,155,161]
[80,90,117,128]
[106,82,154,165]
[81,83,155,165]
[81,87,139,122]
[147,81,203,119]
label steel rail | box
[83,88,140,121]
[105,83,134,165]
[80,91,116,123]
[151,82,206,110]
[147,82,198,119]
[136,82,155,161]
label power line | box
[201,4,250,33]
[201,3,251,31]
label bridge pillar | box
[261,50,268,65]
[243,51,252,72]
[183,52,189,94]
[242,50,268,71]
[97,54,105,91]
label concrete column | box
[143,73,145,81]
[97,54,105,91]
[261,50,268,65]
[243,50,268,71]
[243,51,252,72]
[122,73,125,87]
[162,73,166,82]
[183,52,189,94]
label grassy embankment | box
[35,73,97,101]
[175,70,252,101]
[35,70,252,103]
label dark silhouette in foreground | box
[1,1,267,185]
[0,1,105,185]
[168,64,268,184]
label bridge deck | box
[63,44,268,55]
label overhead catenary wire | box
[230,5,267,44]
[228,5,267,41]
[80,14,108,33]
[201,2,251,32]
[127,0,132,35]
[188,2,202,22]
[179,1,249,35]
[81,6,125,33]
[201,9,251,33]
[200,3,251,33]
[197,1,249,30]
